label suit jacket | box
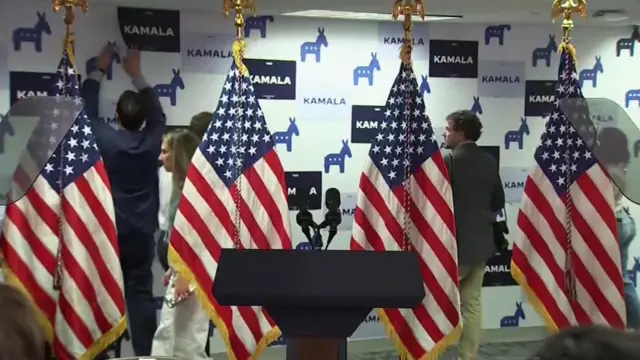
[444,142,505,267]
[81,72,166,238]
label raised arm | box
[81,71,102,120]
[81,44,115,122]
[123,49,166,132]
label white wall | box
[2,0,640,357]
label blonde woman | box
[151,129,210,359]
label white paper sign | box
[181,33,235,74]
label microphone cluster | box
[295,188,342,250]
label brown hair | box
[162,129,201,193]
[0,284,45,360]
[189,112,214,139]
[531,326,640,360]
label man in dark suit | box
[442,110,505,360]
[82,43,165,356]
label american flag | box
[350,63,461,359]
[0,46,126,359]
[168,62,292,360]
[511,47,625,329]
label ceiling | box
[84,0,640,25]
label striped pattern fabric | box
[350,63,461,360]
[0,45,126,359]
[168,63,292,360]
[511,46,625,330]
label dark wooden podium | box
[213,249,424,360]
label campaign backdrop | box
[2,1,640,356]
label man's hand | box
[122,46,142,78]
[96,43,115,71]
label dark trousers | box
[120,233,158,356]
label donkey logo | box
[504,117,530,150]
[154,69,185,107]
[324,140,352,174]
[273,117,299,152]
[13,11,52,53]
[300,28,328,63]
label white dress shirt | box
[158,167,172,232]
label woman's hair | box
[0,284,45,360]
[531,326,640,360]
[163,129,201,192]
[596,127,630,166]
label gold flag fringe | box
[377,309,461,360]
[168,246,281,360]
[510,262,559,332]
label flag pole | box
[222,0,255,249]
[551,0,587,302]
[392,0,425,66]
[50,0,88,290]
[223,0,255,77]
[391,0,425,252]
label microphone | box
[318,188,342,250]
[296,200,318,247]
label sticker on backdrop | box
[351,105,386,144]
[501,167,529,204]
[483,250,517,287]
[477,61,525,98]
[244,59,297,100]
[181,34,234,74]
[331,192,356,231]
[524,80,557,117]
[10,71,54,106]
[285,171,323,210]
[429,40,478,78]
[117,7,180,52]
[377,22,429,61]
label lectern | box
[213,249,424,360]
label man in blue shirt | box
[82,43,165,356]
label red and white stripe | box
[1,160,126,359]
[512,164,625,329]
[350,155,460,359]
[170,149,292,360]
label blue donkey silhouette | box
[419,74,431,96]
[500,302,525,328]
[625,89,640,108]
[12,11,52,53]
[616,26,640,57]
[353,53,381,86]
[0,114,14,155]
[324,139,352,174]
[301,27,328,63]
[273,117,299,152]
[86,42,121,81]
[504,117,529,150]
[470,96,482,114]
[578,56,603,88]
[154,69,185,106]
[532,35,558,67]
[244,16,274,38]
[484,25,511,45]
